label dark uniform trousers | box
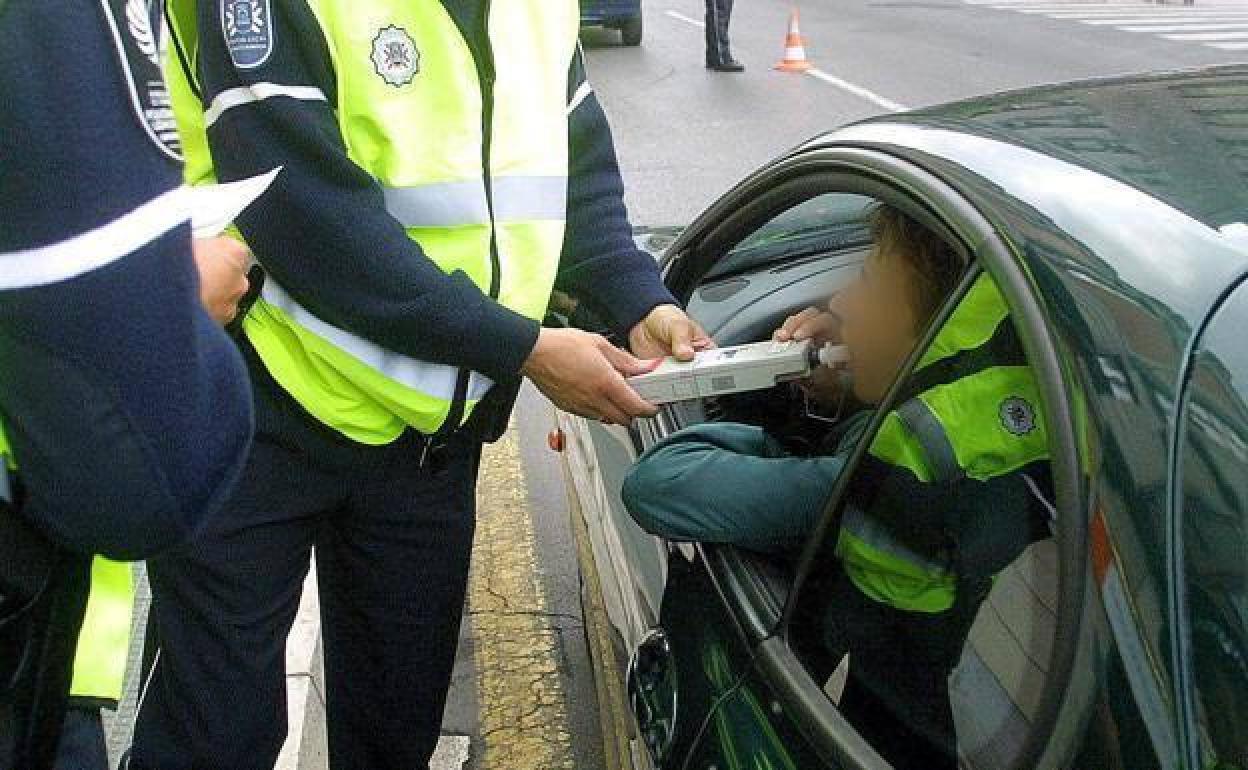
[704,0,736,65]
[130,340,482,770]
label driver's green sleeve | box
[621,416,868,555]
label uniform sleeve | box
[190,0,539,383]
[621,422,847,554]
[0,1,253,559]
[560,46,677,338]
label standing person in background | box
[0,0,255,766]
[706,0,744,71]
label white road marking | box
[806,68,911,112]
[1024,7,1248,14]
[665,8,909,112]
[665,9,705,27]
[1162,29,1248,39]
[968,0,1248,51]
[1121,21,1248,30]
[1079,15,1248,23]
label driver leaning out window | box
[622,204,1054,770]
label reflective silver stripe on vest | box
[383,176,568,228]
[840,505,952,575]
[384,180,490,228]
[260,279,494,401]
[491,176,568,222]
[895,397,965,483]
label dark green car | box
[555,63,1248,770]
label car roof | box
[845,64,1248,230]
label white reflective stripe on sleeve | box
[259,279,494,401]
[383,176,567,227]
[0,186,189,290]
[567,80,593,115]
[203,83,329,128]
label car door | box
[606,163,880,767]
[635,147,1096,770]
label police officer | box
[706,0,744,72]
[0,1,255,766]
[133,2,710,768]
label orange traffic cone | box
[775,8,813,72]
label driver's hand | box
[773,307,840,347]
[522,328,661,426]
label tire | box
[621,15,643,46]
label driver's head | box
[830,204,961,404]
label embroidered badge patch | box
[222,0,273,69]
[371,25,420,87]
[102,0,183,161]
[1000,396,1037,436]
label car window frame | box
[1168,269,1248,770]
[659,145,1089,770]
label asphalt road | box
[448,2,1248,769]
[588,0,1248,226]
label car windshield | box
[704,193,875,281]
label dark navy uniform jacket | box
[177,0,676,438]
[0,1,254,559]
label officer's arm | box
[0,1,253,560]
[192,0,539,383]
[557,47,679,338]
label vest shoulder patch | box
[1000,396,1037,436]
[100,0,183,161]
[371,25,420,87]
[222,0,273,70]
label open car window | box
[701,192,874,282]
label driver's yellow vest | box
[835,275,1051,614]
[165,0,578,443]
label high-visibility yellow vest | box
[836,274,1051,613]
[70,558,135,702]
[166,0,578,444]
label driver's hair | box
[868,204,962,323]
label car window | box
[781,265,1061,770]
[702,192,874,281]
[1177,282,1248,770]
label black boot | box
[705,0,743,72]
[707,58,745,72]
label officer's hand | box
[523,328,661,426]
[628,304,713,362]
[193,236,251,325]
[774,307,840,347]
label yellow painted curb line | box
[468,426,575,769]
